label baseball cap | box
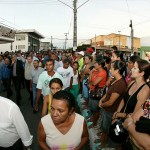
[78,51,84,56]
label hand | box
[30,87,32,91]
[112,112,118,120]
[34,104,38,112]
[99,100,102,108]
[122,114,133,129]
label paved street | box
[0,85,43,150]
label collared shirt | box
[0,96,33,147]
[31,67,44,84]
[25,62,34,80]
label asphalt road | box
[0,85,43,150]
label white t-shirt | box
[36,71,63,96]
[56,66,73,89]
[0,96,33,147]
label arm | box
[132,85,150,114]
[89,76,103,86]
[100,93,120,108]
[11,105,33,148]
[123,114,150,150]
[30,80,32,91]
[38,122,51,150]
[74,121,89,150]
[34,89,42,111]
[112,99,126,119]
[70,76,73,89]
[41,95,49,117]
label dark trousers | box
[0,139,24,150]
[12,76,21,106]
[25,79,33,106]
[2,78,13,98]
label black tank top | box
[121,82,146,113]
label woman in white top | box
[70,61,80,100]
[38,90,89,150]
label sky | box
[0,0,150,48]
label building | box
[0,25,15,45]
[90,33,140,52]
[0,29,44,52]
[40,42,51,51]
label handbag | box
[108,91,133,143]
[136,116,150,134]
[108,118,128,143]
[89,86,106,100]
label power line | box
[125,0,131,19]
[0,17,22,29]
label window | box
[16,35,25,41]
[18,45,25,49]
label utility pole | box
[51,36,53,50]
[95,34,96,52]
[73,0,77,51]
[130,20,134,54]
[64,33,68,50]
[118,31,121,51]
[57,0,90,51]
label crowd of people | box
[0,46,150,150]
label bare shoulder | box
[140,84,150,93]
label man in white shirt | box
[34,59,63,112]
[57,58,73,90]
[0,96,33,149]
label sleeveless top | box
[121,82,146,113]
[72,70,78,85]
[41,113,84,150]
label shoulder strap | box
[128,81,135,91]
[135,83,147,94]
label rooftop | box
[0,36,14,44]
[16,29,44,39]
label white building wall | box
[0,43,12,52]
[13,33,28,52]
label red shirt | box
[90,69,107,91]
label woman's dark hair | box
[104,56,111,64]
[136,59,150,81]
[113,51,124,61]
[73,61,79,66]
[53,90,75,111]
[129,55,140,63]
[112,60,125,75]
[84,54,93,61]
[49,78,63,87]
[95,55,105,68]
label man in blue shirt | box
[0,58,13,98]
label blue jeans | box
[82,79,89,99]
[32,83,37,107]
